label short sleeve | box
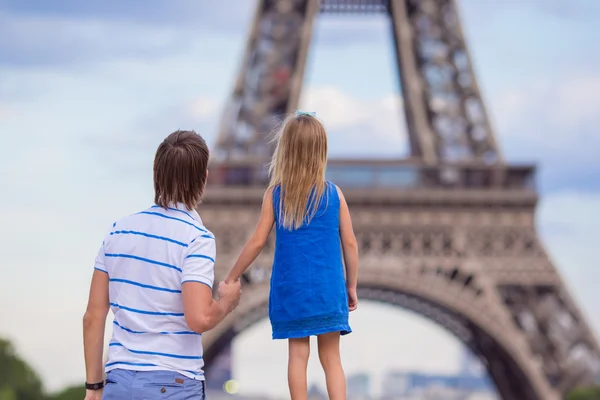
[181,235,216,288]
[94,242,108,274]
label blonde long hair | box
[268,113,328,230]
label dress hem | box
[272,325,352,340]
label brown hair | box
[153,130,209,211]
[268,113,328,230]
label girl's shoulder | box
[325,180,341,195]
[264,186,280,207]
[323,181,342,209]
[268,184,281,196]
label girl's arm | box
[225,188,275,283]
[337,187,359,309]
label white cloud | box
[491,74,600,151]
[187,98,220,119]
[303,86,371,128]
[301,86,408,157]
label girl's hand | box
[217,281,242,313]
[218,281,242,300]
[348,288,358,311]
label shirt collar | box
[163,202,203,225]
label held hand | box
[218,280,242,310]
[348,288,358,312]
[84,388,103,400]
[218,280,241,299]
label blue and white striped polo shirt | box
[93,203,215,380]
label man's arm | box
[182,281,240,333]
[83,268,110,384]
[181,234,241,333]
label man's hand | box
[84,388,103,400]
[218,280,242,311]
[348,287,358,312]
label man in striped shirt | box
[83,130,241,399]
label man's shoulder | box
[105,206,183,239]
[110,207,151,229]
[189,227,215,245]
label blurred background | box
[1,0,600,399]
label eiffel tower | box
[198,1,600,398]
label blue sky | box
[0,0,599,397]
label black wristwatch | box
[85,381,105,390]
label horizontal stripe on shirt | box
[110,302,184,317]
[104,253,182,272]
[106,361,157,368]
[190,234,215,242]
[109,342,202,360]
[185,254,215,263]
[113,320,198,335]
[109,278,181,293]
[110,230,188,247]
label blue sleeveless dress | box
[269,181,352,339]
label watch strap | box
[85,381,105,390]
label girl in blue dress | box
[225,111,359,400]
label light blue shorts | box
[102,369,205,399]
